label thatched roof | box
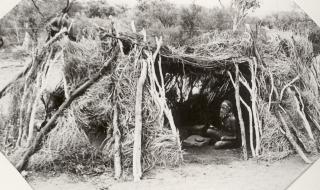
[101,30,252,77]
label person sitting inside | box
[0,36,4,49]
[206,100,240,149]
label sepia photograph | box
[0,0,320,189]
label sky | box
[0,0,20,18]
[100,0,298,17]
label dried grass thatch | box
[21,36,182,175]
[1,18,320,179]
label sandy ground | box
[26,147,316,190]
[0,53,26,88]
[0,51,318,190]
[0,50,28,114]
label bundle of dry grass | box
[185,30,251,58]
[258,102,293,161]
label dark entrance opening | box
[159,56,252,151]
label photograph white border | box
[0,0,319,189]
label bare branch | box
[218,0,225,9]
[268,70,275,111]
[279,75,300,101]
[29,0,44,17]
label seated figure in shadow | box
[0,36,3,48]
[206,100,240,149]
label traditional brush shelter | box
[1,19,320,181]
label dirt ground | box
[0,51,27,88]
[0,51,317,190]
[26,147,316,190]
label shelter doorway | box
[162,61,252,154]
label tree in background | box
[308,29,320,56]
[0,0,83,44]
[0,0,41,44]
[261,11,317,35]
[200,7,233,31]
[68,0,85,17]
[180,3,202,37]
[85,0,116,18]
[231,0,260,32]
[1,0,317,49]
[135,0,178,29]
[133,0,185,46]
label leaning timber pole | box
[234,64,248,160]
[133,60,148,182]
[276,109,311,164]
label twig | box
[45,27,68,47]
[268,70,275,111]
[279,76,300,101]
[218,0,225,9]
[30,0,44,17]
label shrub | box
[308,29,320,56]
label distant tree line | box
[0,0,319,52]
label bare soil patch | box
[27,146,315,190]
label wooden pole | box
[133,60,147,182]
[268,70,275,112]
[26,74,42,147]
[16,85,29,147]
[241,98,255,157]
[289,88,315,141]
[234,64,248,160]
[113,104,121,179]
[228,71,253,157]
[276,109,311,164]
[251,58,260,155]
